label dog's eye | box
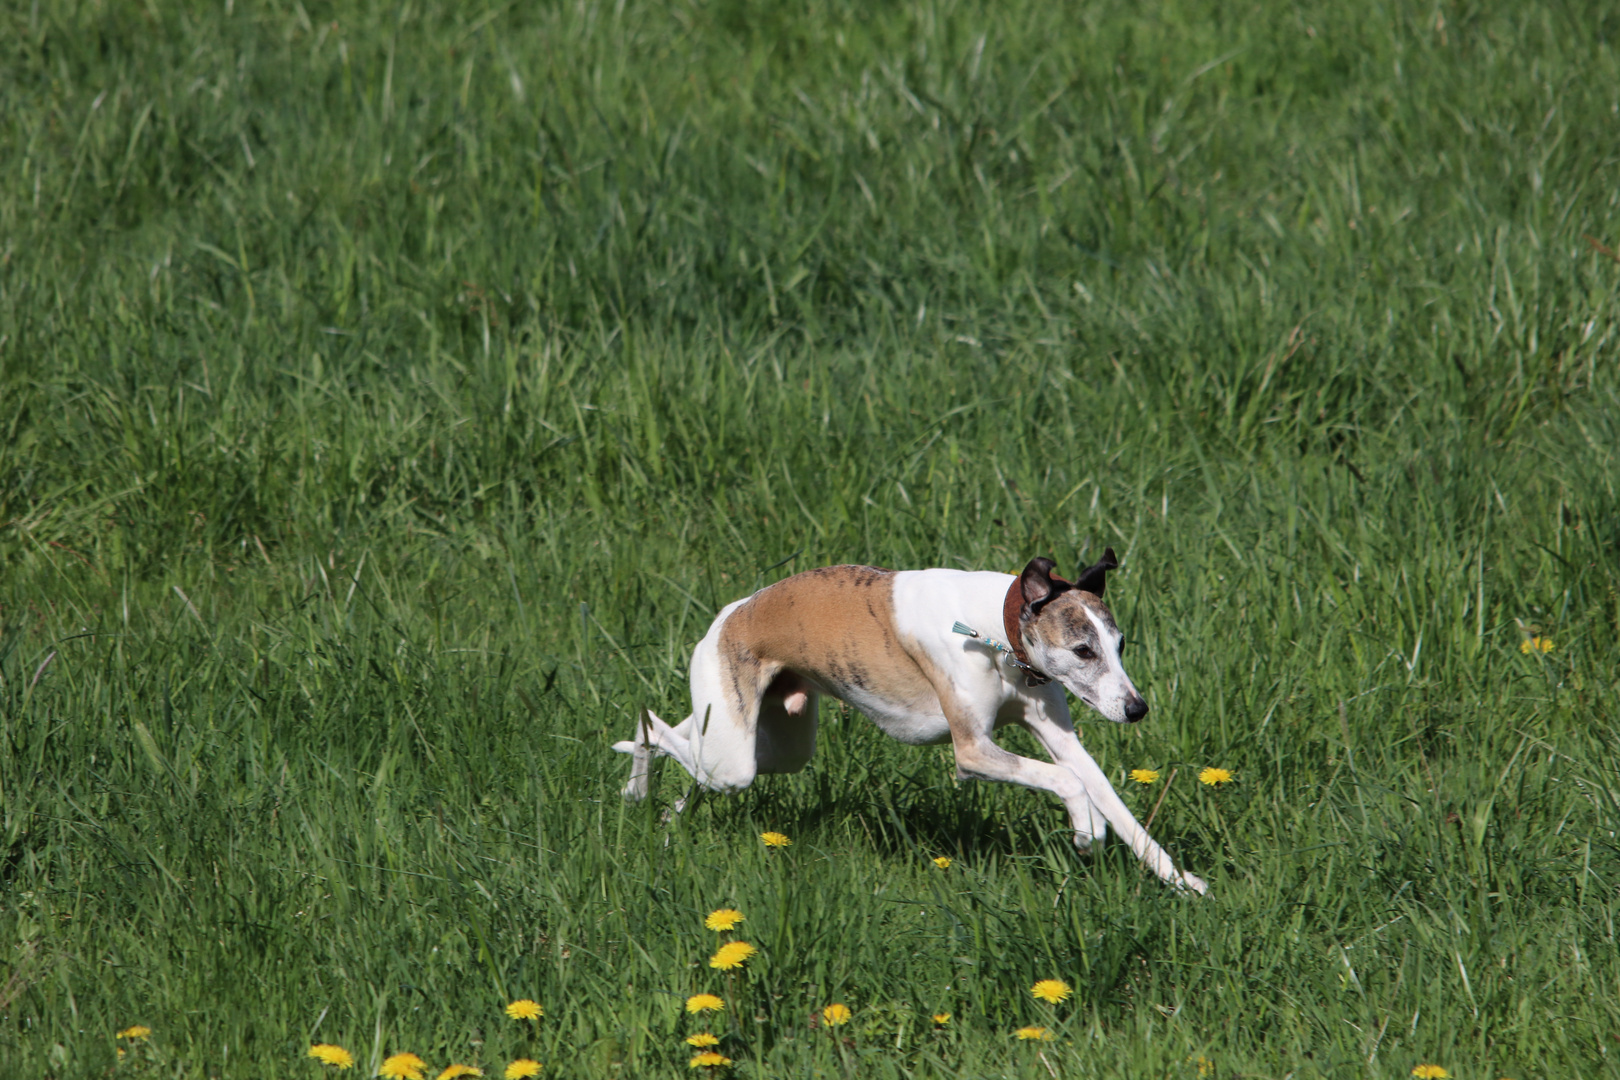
[1074,645,1096,661]
[1118,638,1126,659]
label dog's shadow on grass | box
[705,761,1097,866]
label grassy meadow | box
[4,0,1620,1076]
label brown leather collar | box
[1002,577,1054,685]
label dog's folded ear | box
[1075,547,1119,597]
[1019,556,1071,614]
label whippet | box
[612,551,1206,893]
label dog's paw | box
[1176,872,1208,896]
[611,740,638,754]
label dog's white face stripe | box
[1083,605,1137,720]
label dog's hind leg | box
[612,709,698,801]
[615,710,656,802]
[613,596,765,798]
[668,783,704,819]
[644,602,766,794]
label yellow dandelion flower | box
[1015,1026,1052,1041]
[1521,635,1553,654]
[505,999,543,1021]
[308,1044,355,1069]
[686,993,725,1014]
[380,1053,427,1080]
[933,856,952,869]
[1411,1068,1449,1079]
[504,1060,541,1080]
[760,831,792,847]
[689,1051,732,1069]
[1196,1055,1214,1077]
[705,908,744,932]
[117,1025,153,1040]
[1129,768,1160,784]
[1031,979,1072,1004]
[709,940,757,970]
[821,1003,852,1026]
[1198,767,1233,786]
[437,1067,483,1080]
[685,1033,720,1048]
[932,1013,951,1025]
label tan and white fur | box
[612,552,1206,893]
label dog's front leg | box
[1067,789,1110,856]
[1011,698,1107,849]
[945,700,1115,860]
[1018,695,1206,894]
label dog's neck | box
[1000,577,1053,685]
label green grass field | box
[3,0,1619,1076]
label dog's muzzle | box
[1123,695,1149,723]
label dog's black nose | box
[1124,696,1149,723]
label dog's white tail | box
[612,709,691,801]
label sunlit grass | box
[2,0,1618,1077]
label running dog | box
[612,551,1206,893]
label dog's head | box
[1014,550,1147,723]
